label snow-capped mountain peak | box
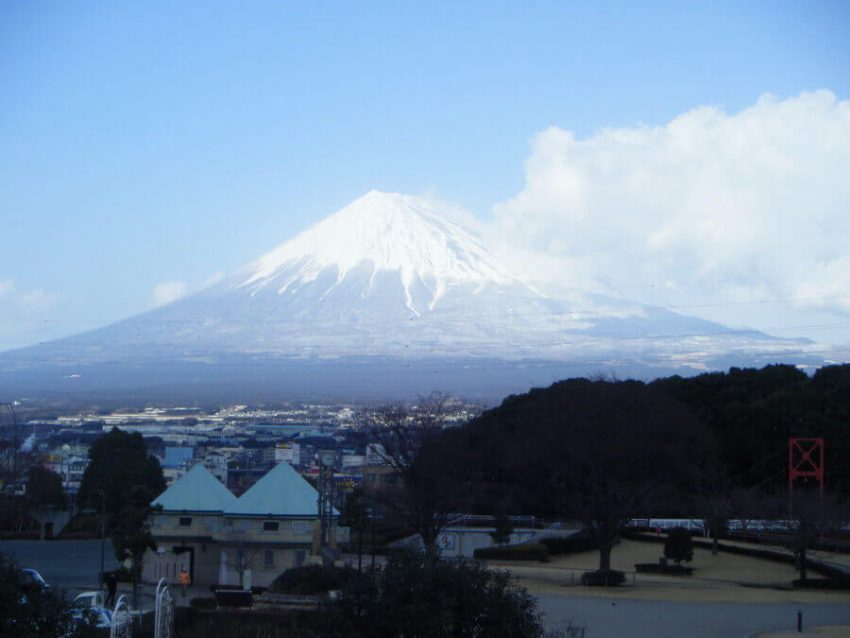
[1,189,820,401]
[241,190,517,312]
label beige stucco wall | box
[144,511,344,588]
[150,512,224,539]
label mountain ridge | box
[0,190,822,400]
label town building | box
[143,462,345,589]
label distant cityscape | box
[1,399,481,506]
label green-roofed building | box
[144,462,346,589]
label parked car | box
[18,567,50,592]
[70,606,113,631]
[17,567,50,604]
[73,590,106,610]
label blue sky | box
[1,0,849,351]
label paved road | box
[3,540,849,636]
[536,595,850,638]
[0,539,119,592]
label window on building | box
[178,517,192,527]
[293,521,309,535]
[264,549,275,567]
[263,521,279,532]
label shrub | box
[474,543,549,562]
[318,548,544,637]
[793,578,850,590]
[664,527,694,566]
[539,531,598,555]
[0,551,75,637]
[580,570,625,586]
[271,565,355,595]
[634,563,693,575]
[189,596,216,609]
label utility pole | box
[369,508,376,571]
[317,450,337,563]
[98,488,106,589]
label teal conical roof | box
[152,464,237,512]
[227,461,328,517]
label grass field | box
[483,539,850,605]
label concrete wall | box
[143,540,220,588]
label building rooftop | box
[152,464,237,512]
[226,460,330,517]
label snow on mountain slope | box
[241,190,519,314]
[1,191,818,373]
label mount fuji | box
[1,191,818,402]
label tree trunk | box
[598,542,612,573]
[798,518,807,582]
[711,531,719,556]
[421,522,438,550]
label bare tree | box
[784,490,848,582]
[729,486,770,542]
[690,467,734,555]
[552,381,704,574]
[362,394,467,549]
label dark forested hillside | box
[652,364,850,493]
[451,378,709,518]
[451,364,850,519]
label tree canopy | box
[26,466,67,510]
[319,549,543,638]
[0,552,72,638]
[456,379,708,572]
[362,396,469,548]
[77,427,165,607]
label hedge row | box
[271,565,356,595]
[473,543,549,562]
[634,563,693,575]
[580,570,625,586]
[793,578,850,590]
[538,532,598,555]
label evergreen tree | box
[77,428,165,609]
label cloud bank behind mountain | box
[490,90,850,344]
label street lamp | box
[367,507,377,571]
[93,488,106,589]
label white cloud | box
[0,279,62,351]
[150,272,225,308]
[151,281,189,307]
[492,90,850,342]
[203,272,225,287]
